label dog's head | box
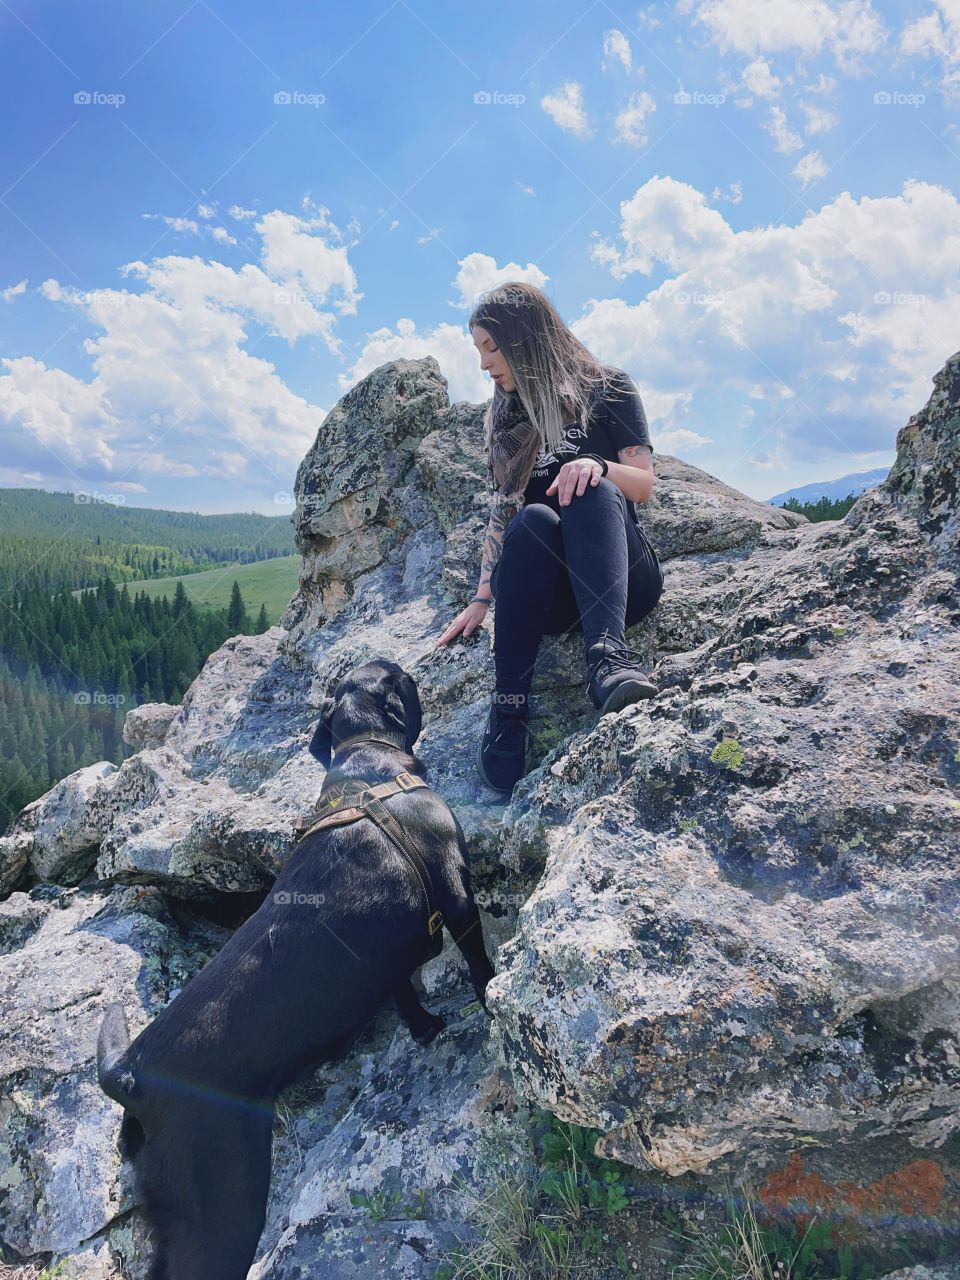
[307,661,423,768]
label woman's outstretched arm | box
[475,491,519,599]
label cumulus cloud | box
[899,3,960,101]
[613,91,657,146]
[451,253,550,310]
[340,317,490,403]
[584,175,960,479]
[603,29,633,73]
[763,104,805,152]
[681,0,888,73]
[541,81,593,137]
[793,149,829,187]
[0,209,363,495]
[741,56,783,99]
[800,100,839,134]
[2,279,27,302]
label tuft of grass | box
[668,1183,876,1280]
[438,1109,632,1279]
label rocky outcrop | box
[1,352,957,1274]
[489,352,960,1190]
[121,702,177,751]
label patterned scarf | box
[488,381,607,502]
[487,390,543,503]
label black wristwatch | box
[580,452,609,477]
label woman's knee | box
[557,474,624,517]
[504,502,561,553]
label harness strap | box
[292,772,443,938]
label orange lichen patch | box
[760,1152,948,1221]
[842,1161,946,1218]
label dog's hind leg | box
[393,976,445,1046]
[143,1103,275,1280]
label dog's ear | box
[394,670,423,751]
[307,686,339,767]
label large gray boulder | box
[2,352,958,1274]
[488,352,960,1192]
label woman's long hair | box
[468,282,616,500]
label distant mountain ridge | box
[767,468,889,507]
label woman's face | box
[472,324,516,392]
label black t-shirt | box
[512,367,653,529]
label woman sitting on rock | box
[437,281,665,795]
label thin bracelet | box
[471,595,493,607]
[580,452,609,477]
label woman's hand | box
[436,600,491,646]
[546,457,604,506]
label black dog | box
[97,660,495,1280]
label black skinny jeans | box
[488,476,664,702]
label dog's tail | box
[97,1002,136,1104]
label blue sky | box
[1,0,958,514]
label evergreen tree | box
[226,581,248,633]
[255,603,269,633]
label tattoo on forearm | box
[477,493,518,591]
[618,444,650,460]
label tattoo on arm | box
[478,493,518,593]
[618,444,651,463]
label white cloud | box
[800,100,839,133]
[603,29,633,73]
[541,81,593,137]
[764,104,804,152]
[583,176,960,477]
[451,253,550,311]
[2,279,27,302]
[613,91,657,145]
[228,204,258,220]
[685,0,888,73]
[0,209,365,495]
[710,181,744,203]
[656,427,715,451]
[591,176,734,276]
[256,208,362,315]
[741,56,783,99]
[899,3,960,101]
[341,317,491,403]
[142,213,200,235]
[793,149,829,187]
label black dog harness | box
[293,761,443,939]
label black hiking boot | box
[585,633,659,714]
[478,695,530,795]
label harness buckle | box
[427,910,444,936]
[395,771,422,791]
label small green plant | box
[349,1187,403,1223]
[710,738,745,771]
[669,1186,879,1280]
[441,1110,635,1279]
[405,1187,429,1220]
